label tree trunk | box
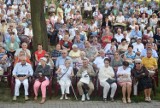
[30,0,48,52]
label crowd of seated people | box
[0,0,160,105]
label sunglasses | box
[135,63,140,64]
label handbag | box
[38,76,46,82]
[118,75,132,82]
[106,78,116,84]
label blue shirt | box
[74,41,85,50]
[130,30,142,38]
[56,56,73,68]
[12,62,33,76]
[125,51,136,69]
[141,49,158,58]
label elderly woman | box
[84,41,98,62]
[56,59,74,100]
[131,59,152,102]
[59,35,72,51]
[69,44,81,63]
[117,61,132,103]
[149,13,158,33]
[5,33,19,57]
[98,58,117,102]
[118,38,128,54]
[44,52,54,70]
[14,50,31,66]
[123,44,136,69]
[111,51,123,72]
[0,45,9,72]
[33,57,51,104]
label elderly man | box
[114,28,124,43]
[141,43,158,59]
[56,50,72,68]
[14,42,31,59]
[74,33,85,50]
[142,49,157,72]
[84,41,98,62]
[132,37,144,57]
[12,56,33,101]
[130,25,142,38]
[93,49,106,71]
[77,57,96,102]
[115,12,125,23]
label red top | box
[35,50,46,61]
[59,40,72,50]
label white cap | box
[40,57,47,62]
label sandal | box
[127,98,131,103]
[40,98,46,104]
[122,98,127,103]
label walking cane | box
[71,83,78,100]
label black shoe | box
[103,98,107,102]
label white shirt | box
[14,48,31,57]
[114,33,124,43]
[50,15,58,25]
[104,43,116,54]
[117,66,131,76]
[132,42,144,53]
[105,2,113,8]
[98,66,114,82]
[59,65,72,81]
[24,28,33,37]
[93,56,105,69]
[84,2,92,11]
[116,15,125,23]
[143,30,153,38]
[69,28,76,37]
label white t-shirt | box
[84,2,92,11]
[116,16,125,23]
[114,33,124,43]
[143,30,153,38]
[117,66,131,76]
[59,65,73,81]
[93,56,105,69]
[132,42,144,53]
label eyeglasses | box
[62,53,66,54]
[45,56,49,57]
[135,63,140,64]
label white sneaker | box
[13,96,17,101]
[65,95,68,100]
[148,97,151,102]
[86,93,90,101]
[60,95,64,100]
[81,94,85,102]
[25,96,29,101]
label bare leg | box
[122,84,126,98]
[126,83,132,99]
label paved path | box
[0,100,160,108]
